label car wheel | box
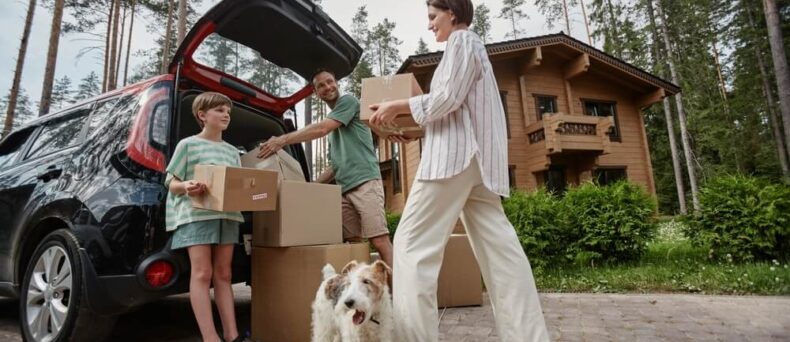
[19,229,115,342]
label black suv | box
[0,0,361,340]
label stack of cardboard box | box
[242,156,371,342]
[195,159,370,342]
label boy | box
[165,92,251,342]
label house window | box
[595,167,627,186]
[500,91,511,138]
[541,166,566,195]
[534,95,557,121]
[583,100,621,141]
[391,142,401,194]
[508,165,516,188]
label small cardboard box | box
[438,234,483,308]
[359,73,425,139]
[251,243,371,342]
[191,165,278,212]
[252,180,343,247]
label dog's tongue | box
[353,310,366,325]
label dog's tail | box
[321,263,337,280]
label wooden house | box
[376,33,680,213]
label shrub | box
[685,175,790,262]
[385,212,401,240]
[563,181,658,263]
[503,188,570,268]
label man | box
[258,69,393,267]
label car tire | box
[19,229,116,342]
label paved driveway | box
[1,285,788,341]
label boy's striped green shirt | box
[165,135,244,231]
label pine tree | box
[415,38,430,54]
[345,6,374,97]
[535,0,574,34]
[762,0,790,160]
[499,0,528,39]
[51,75,74,110]
[368,18,402,76]
[74,72,101,102]
[471,3,492,43]
[3,0,37,137]
[38,0,66,116]
[0,89,37,134]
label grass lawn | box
[534,219,790,295]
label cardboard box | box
[240,149,306,183]
[438,234,483,308]
[251,243,371,342]
[359,73,425,139]
[191,165,278,212]
[252,180,343,247]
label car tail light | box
[126,83,172,172]
[145,260,174,288]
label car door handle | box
[36,167,63,182]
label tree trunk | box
[748,4,790,181]
[38,0,66,116]
[579,0,593,45]
[107,0,121,91]
[305,95,313,179]
[3,0,37,136]
[115,1,127,87]
[102,0,115,93]
[646,0,687,214]
[562,0,570,35]
[657,0,700,211]
[123,0,136,86]
[161,0,175,74]
[177,0,187,45]
[763,0,790,160]
[606,0,620,56]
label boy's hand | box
[184,180,206,197]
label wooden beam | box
[519,76,532,127]
[564,80,575,115]
[520,47,542,75]
[636,88,666,109]
[564,53,590,80]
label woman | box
[368,0,550,341]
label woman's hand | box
[369,99,410,127]
[387,134,415,144]
[183,180,206,197]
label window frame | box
[594,166,628,186]
[500,91,511,139]
[22,104,94,162]
[581,98,622,142]
[533,94,558,121]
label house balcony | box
[525,113,614,156]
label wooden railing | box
[525,113,614,155]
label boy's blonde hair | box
[192,92,232,128]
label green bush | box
[385,212,401,240]
[503,188,570,268]
[685,175,790,262]
[562,181,658,263]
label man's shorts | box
[342,179,389,240]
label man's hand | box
[258,135,287,158]
[183,180,206,197]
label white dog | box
[311,260,393,342]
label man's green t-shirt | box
[327,94,381,193]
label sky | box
[0,0,599,111]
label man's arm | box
[258,118,342,158]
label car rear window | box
[193,33,303,98]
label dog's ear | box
[341,260,359,275]
[324,275,346,304]
[371,260,392,286]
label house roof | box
[397,32,681,95]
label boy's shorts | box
[171,219,239,249]
[341,179,389,240]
